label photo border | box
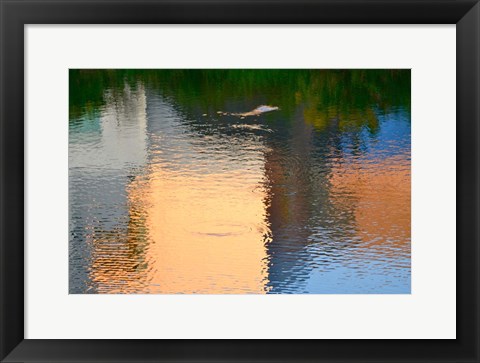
[1,1,479,362]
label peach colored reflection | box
[127,165,271,294]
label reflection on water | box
[69,69,411,294]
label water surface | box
[69,69,411,294]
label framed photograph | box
[1,0,478,362]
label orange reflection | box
[127,165,271,294]
[329,154,411,251]
[89,166,271,293]
[87,221,150,294]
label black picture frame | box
[1,1,478,362]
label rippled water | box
[69,70,411,294]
